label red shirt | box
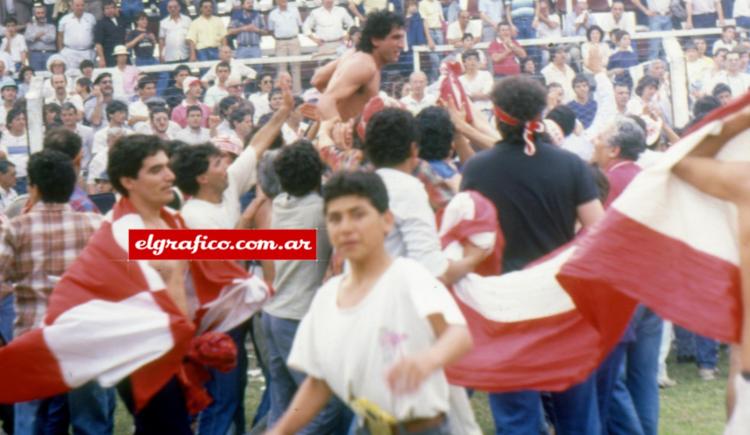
[604,160,641,208]
[487,39,521,76]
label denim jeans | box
[675,325,719,369]
[117,376,192,434]
[693,13,718,54]
[236,46,262,59]
[197,322,250,435]
[647,15,672,60]
[736,16,750,29]
[28,51,53,72]
[262,312,353,434]
[197,48,220,62]
[427,29,444,82]
[607,306,662,435]
[15,382,114,435]
[596,342,628,429]
[15,176,27,195]
[0,293,13,344]
[488,371,600,434]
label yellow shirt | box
[419,0,444,29]
[186,16,227,50]
[352,0,388,14]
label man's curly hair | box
[363,108,419,168]
[416,107,454,161]
[273,140,324,197]
[491,76,547,143]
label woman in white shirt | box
[582,25,611,73]
[459,49,494,119]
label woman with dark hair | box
[627,75,663,147]
[461,75,605,434]
[582,24,611,72]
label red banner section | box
[129,229,317,260]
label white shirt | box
[92,125,131,158]
[128,99,150,122]
[561,134,594,161]
[204,85,229,108]
[689,0,717,14]
[446,20,482,42]
[399,93,437,116]
[0,34,27,63]
[735,0,750,17]
[201,60,257,83]
[268,6,302,39]
[0,132,29,178]
[0,186,17,214]
[288,257,465,421]
[541,63,577,103]
[596,13,636,38]
[376,168,448,277]
[181,144,258,229]
[704,71,750,98]
[175,127,212,145]
[713,39,737,53]
[459,71,493,111]
[87,149,108,184]
[534,14,562,39]
[646,0,671,14]
[45,93,84,113]
[303,6,353,41]
[58,13,96,50]
[249,92,271,123]
[134,121,181,139]
[159,14,192,62]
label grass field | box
[114,352,730,434]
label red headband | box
[494,106,543,156]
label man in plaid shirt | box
[0,150,113,434]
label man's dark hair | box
[173,64,191,79]
[135,11,148,22]
[712,83,732,98]
[186,104,203,116]
[28,150,76,203]
[103,0,117,7]
[218,95,240,118]
[138,77,156,90]
[572,73,589,87]
[612,29,629,43]
[4,17,17,26]
[462,49,480,63]
[229,108,252,129]
[462,33,474,41]
[61,102,78,113]
[268,87,282,103]
[6,107,23,127]
[634,75,659,97]
[106,100,128,120]
[149,105,169,121]
[546,105,576,136]
[364,108,418,168]
[357,10,404,53]
[76,77,92,92]
[108,135,167,197]
[416,107,454,161]
[43,128,82,160]
[0,159,15,174]
[200,0,213,7]
[79,59,95,71]
[323,170,389,214]
[170,143,222,196]
[491,76,547,142]
[497,21,511,30]
[273,140,323,197]
[216,61,231,72]
[693,95,721,120]
[94,72,112,85]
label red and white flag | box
[0,198,268,410]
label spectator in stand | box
[712,82,732,104]
[25,5,57,72]
[43,128,100,213]
[45,73,84,113]
[128,77,157,128]
[685,41,711,93]
[401,0,427,71]
[159,0,191,65]
[172,76,212,128]
[61,102,94,172]
[205,61,233,107]
[201,45,257,86]
[268,0,303,93]
[57,0,97,71]
[304,0,353,55]
[567,74,598,129]
[0,82,17,131]
[541,46,576,102]
[488,22,526,79]
[0,109,30,194]
[547,104,594,160]
[736,0,750,30]
[597,0,635,39]
[337,25,361,55]
[84,72,120,130]
[44,103,63,129]
[227,107,255,146]
[713,25,738,53]
[582,25,610,73]
[0,18,27,71]
[17,66,33,98]
[228,0,266,59]
[250,73,273,123]
[93,0,126,68]
[460,49,493,118]
[704,50,750,97]
[505,0,536,44]
[563,0,594,37]
[545,82,564,114]
[478,0,504,42]
[454,33,487,69]
[164,64,191,109]
[211,95,241,137]
[626,75,663,146]
[608,30,638,88]
[135,106,179,140]
[79,59,94,80]
[631,0,672,60]
[92,100,130,157]
[400,70,437,115]
[110,45,138,99]
[125,12,157,67]
[77,76,93,104]
[187,0,227,62]
[0,160,17,213]
[348,0,388,22]
[686,0,725,32]
[175,105,212,145]
[420,0,446,81]
[533,0,561,65]
[447,10,481,46]
[614,82,631,114]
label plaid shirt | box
[0,202,102,337]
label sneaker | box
[699,368,717,381]
[659,376,677,388]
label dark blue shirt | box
[567,98,598,129]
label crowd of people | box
[0,0,747,434]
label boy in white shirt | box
[268,170,473,435]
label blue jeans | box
[488,371,600,434]
[693,13,718,54]
[675,325,719,369]
[197,48,220,62]
[197,322,250,435]
[262,312,352,434]
[236,46,262,59]
[136,56,169,97]
[427,29,444,82]
[647,15,672,60]
[607,306,662,435]
[513,16,537,64]
[28,51,53,72]
[736,16,750,29]
[15,382,114,435]
[596,342,628,429]
[0,293,13,344]
[119,0,144,25]
[15,176,27,195]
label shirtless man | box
[672,107,750,433]
[311,10,405,122]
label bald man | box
[399,71,437,115]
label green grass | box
[114,352,729,434]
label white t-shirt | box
[159,15,192,62]
[459,71,493,111]
[175,127,212,145]
[288,257,466,420]
[0,132,28,178]
[0,34,27,63]
[400,93,438,116]
[446,20,482,41]
[181,145,258,229]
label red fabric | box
[487,39,521,76]
[188,332,238,373]
[603,161,641,208]
[557,209,741,345]
[439,62,474,124]
[0,329,70,402]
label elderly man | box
[159,0,191,64]
[399,71,437,115]
[25,5,57,72]
[57,0,97,70]
[447,10,481,46]
[303,0,353,55]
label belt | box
[31,49,55,53]
[389,413,445,433]
[64,46,93,51]
[322,37,342,43]
[237,44,260,48]
[276,36,298,40]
